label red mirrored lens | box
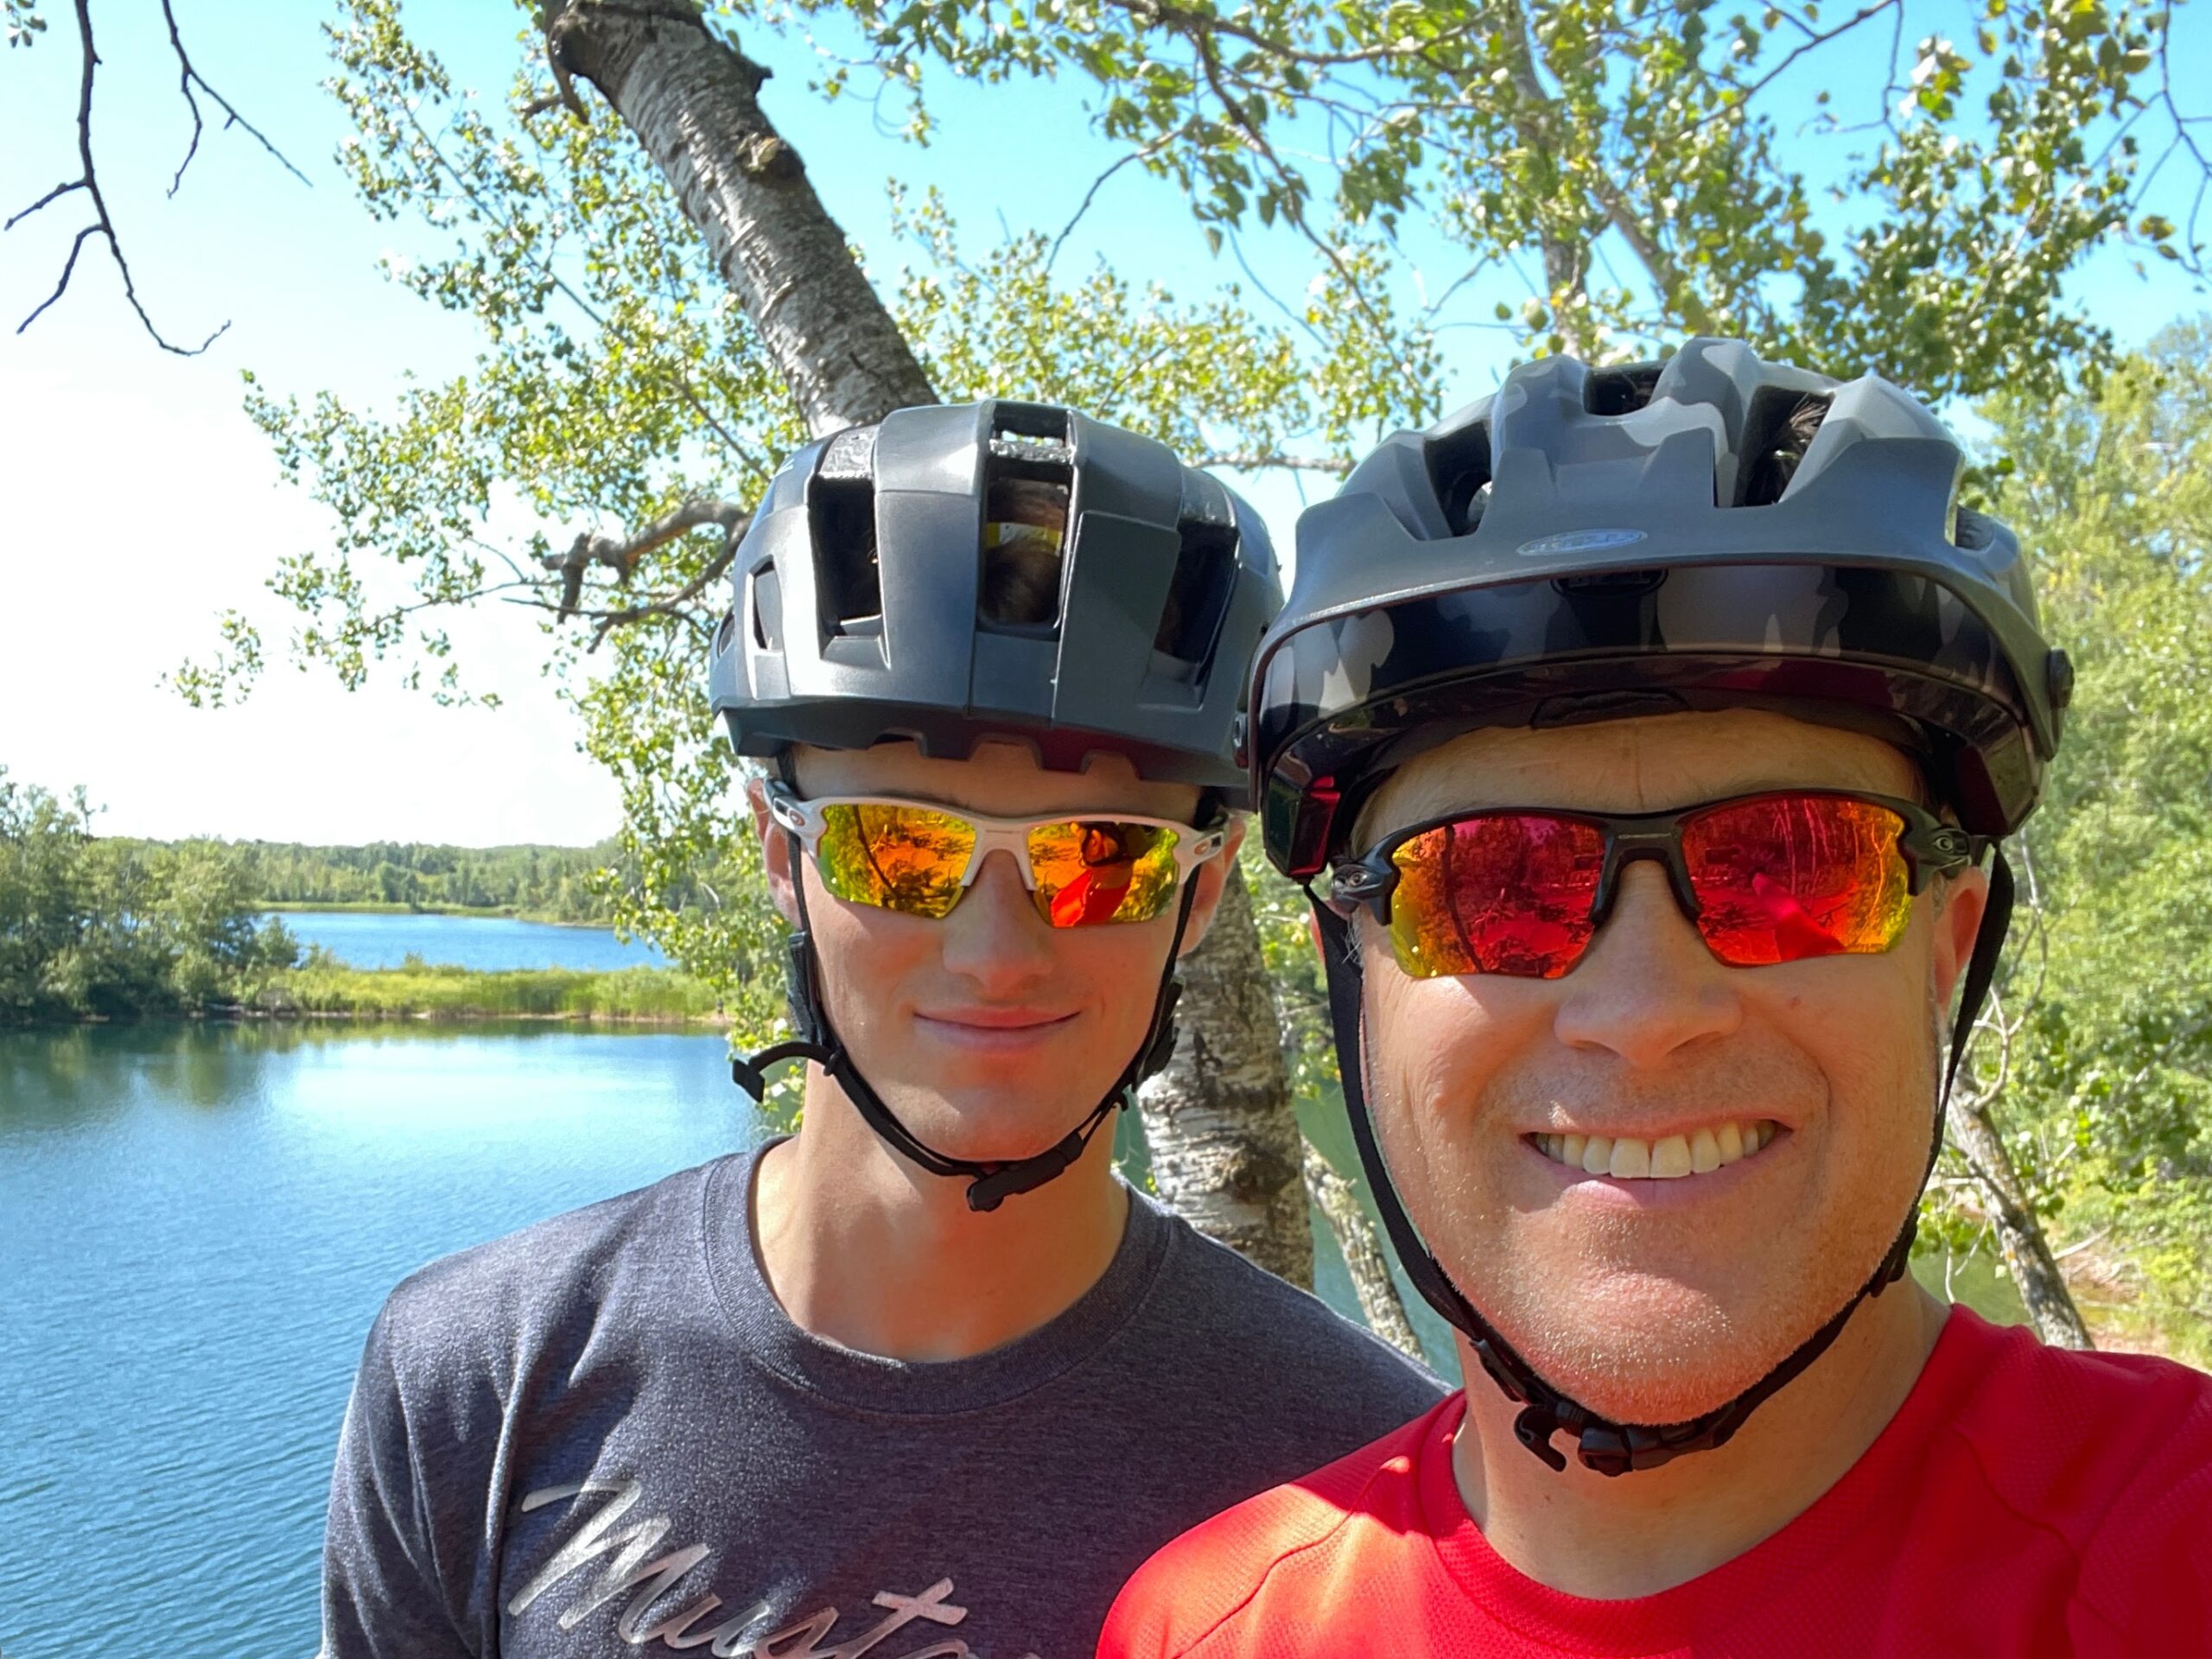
[1681,796,1913,965]
[1388,814,1605,979]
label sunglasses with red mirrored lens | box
[1326,790,1979,981]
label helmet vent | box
[1155,519,1238,669]
[751,567,782,651]
[987,400,1074,468]
[1552,568,1668,598]
[809,472,882,636]
[1425,419,1492,537]
[979,471,1071,632]
[1736,389,1833,506]
[1583,365,1662,417]
[981,408,1077,636]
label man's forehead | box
[1367,709,1922,833]
[795,738,1198,817]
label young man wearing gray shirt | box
[319,403,1443,1659]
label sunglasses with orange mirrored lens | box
[766,785,1226,929]
[1326,790,1977,980]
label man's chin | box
[1515,1348,1781,1430]
[882,1088,1109,1168]
[1462,1288,1794,1429]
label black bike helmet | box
[711,399,1281,1211]
[1257,340,2066,1475]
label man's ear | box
[1930,862,1992,1008]
[749,774,804,930]
[1175,817,1249,957]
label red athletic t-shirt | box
[1099,1308,2212,1656]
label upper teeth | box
[1535,1121,1777,1179]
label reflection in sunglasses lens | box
[809,805,1187,927]
[1683,797,1911,965]
[817,804,974,918]
[1028,820,1180,928]
[1389,815,1602,979]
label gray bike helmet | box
[713,400,1281,1212]
[709,399,1278,790]
[1259,340,2066,1477]
[1255,337,2069,876]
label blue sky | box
[3,0,2204,846]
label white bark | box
[1139,869,1311,1287]
[543,0,933,433]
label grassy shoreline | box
[251,961,722,1023]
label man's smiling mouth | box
[1526,1121,1780,1180]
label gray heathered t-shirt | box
[320,1143,1443,1659]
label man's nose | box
[938,849,1056,994]
[1551,861,1743,1066]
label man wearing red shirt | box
[1102,341,2212,1656]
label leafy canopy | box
[764,0,2199,396]
[1947,324,2212,1351]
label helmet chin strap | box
[730,820,1199,1215]
[1311,849,2015,1477]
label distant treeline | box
[1,770,680,1024]
[149,837,626,922]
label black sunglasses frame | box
[1322,789,1980,963]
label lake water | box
[272,910,664,972]
[0,1018,1401,1659]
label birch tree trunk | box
[1138,869,1309,1287]
[540,0,931,434]
[543,0,1313,1284]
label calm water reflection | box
[1,1021,748,1659]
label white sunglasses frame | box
[763,782,1230,913]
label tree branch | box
[160,0,309,197]
[1106,0,1482,73]
[1711,0,1904,118]
[540,0,937,432]
[1497,0,1717,343]
[1303,1141,1426,1361]
[537,495,750,649]
[1045,128,1182,276]
[8,0,227,352]
[1180,21,1427,409]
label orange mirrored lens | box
[1388,815,1605,978]
[1026,820,1181,928]
[1681,796,1912,964]
[816,804,975,918]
